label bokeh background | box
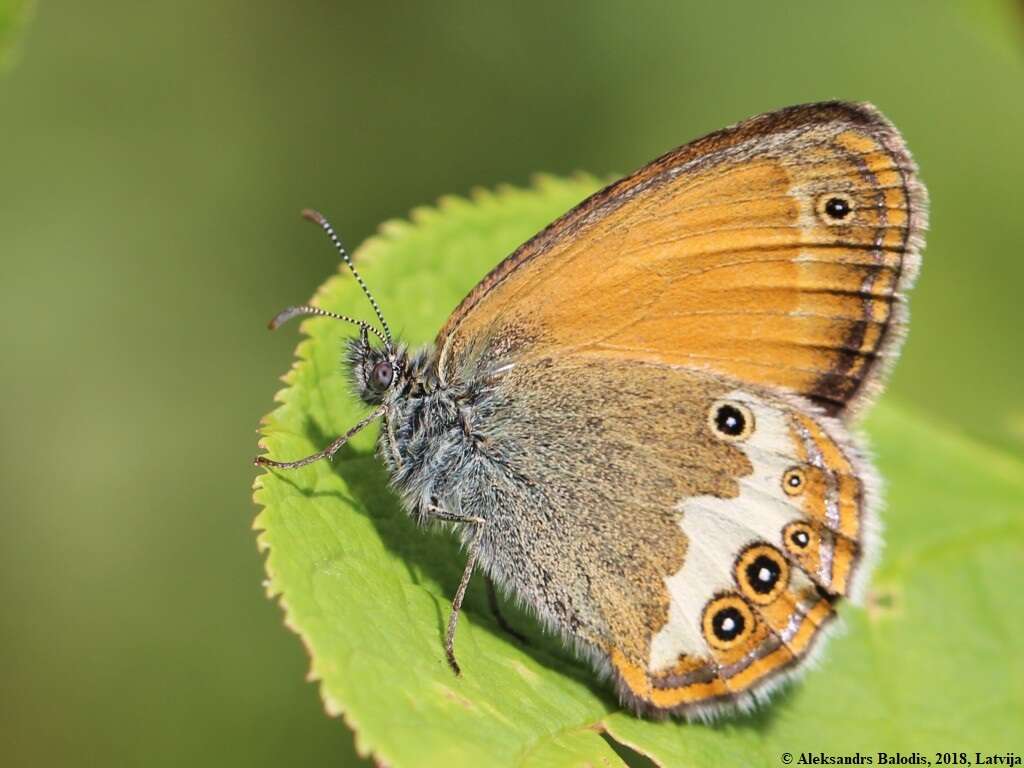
[2,2,1022,766]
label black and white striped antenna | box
[299,208,392,346]
[266,304,388,346]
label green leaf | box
[0,0,34,72]
[253,177,1024,767]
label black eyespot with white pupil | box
[783,521,815,555]
[745,554,781,595]
[712,606,745,641]
[783,467,806,496]
[818,193,855,224]
[735,544,790,604]
[709,401,754,441]
[715,405,744,435]
[371,360,394,390]
[702,594,755,649]
[825,197,850,219]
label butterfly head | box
[264,208,409,406]
[346,333,408,405]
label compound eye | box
[370,360,394,390]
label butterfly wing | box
[470,352,874,717]
[433,102,923,715]
[438,101,926,416]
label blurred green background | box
[2,2,1022,766]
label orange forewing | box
[437,102,926,415]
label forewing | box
[438,102,926,415]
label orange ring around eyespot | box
[707,400,755,442]
[782,467,806,496]
[816,191,856,224]
[783,521,816,554]
[702,594,755,651]
[734,544,790,605]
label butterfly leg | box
[254,405,385,469]
[445,541,479,676]
[426,509,525,645]
[421,507,493,675]
[428,509,486,525]
[424,505,488,675]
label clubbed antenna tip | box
[301,208,327,227]
[265,304,388,344]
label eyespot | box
[702,594,755,650]
[818,193,854,223]
[782,467,806,496]
[708,401,755,441]
[370,360,394,391]
[735,544,789,605]
[783,521,815,553]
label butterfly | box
[256,101,927,719]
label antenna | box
[301,209,392,346]
[267,304,388,345]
